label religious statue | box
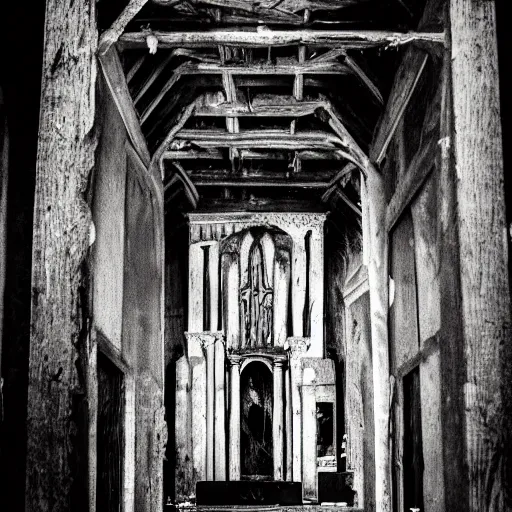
[240,238,274,348]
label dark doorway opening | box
[97,353,124,512]
[241,361,273,479]
[403,367,424,512]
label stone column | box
[228,355,242,480]
[273,357,286,480]
[287,337,309,483]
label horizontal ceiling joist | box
[119,29,445,49]
[192,179,329,188]
[195,100,325,117]
[178,60,349,75]
[172,129,346,151]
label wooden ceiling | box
[99,0,441,215]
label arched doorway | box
[240,361,273,479]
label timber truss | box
[97,0,445,215]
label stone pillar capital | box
[285,336,310,359]
[185,331,224,350]
[227,354,242,367]
[273,356,286,369]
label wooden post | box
[448,1,512,510]
[366,168,391,512]
[25,1,98,510]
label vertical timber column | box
[228,355,242,480]
[26,1,98,511]
[291,235,306,337]
[308,222,325,357]
[285,366,293,481]
[449,1,512,510]
[214,337,226,480]
[273,358,285,480]
[206,337,215,481]
[287,337,308,483]
[366,166,390,512]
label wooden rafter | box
[127,55,146,83]
[370,47,429,164]
[99,0,151,55]
[120,29,445,49]
[342,53,384,105]
[133,53,175,104]
[170,161,200,208]
[98,47,150,166]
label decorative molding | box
[185,331,224,351]
[188,212,327,243]
[286,336,310,359]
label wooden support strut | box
[99,0,150,55]
[98,46,151,167]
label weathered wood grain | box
[120,29,445,49]
[26,1,98,510]
[449,1,512,510]
[98,0,150,55]
[99,47,151,166]
[370,47,429,164]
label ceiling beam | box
[99,0,150,55]
[173,129,347,151]
[119,29,445,50]
[195,100,325,117]
[193,179,329,188]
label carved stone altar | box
[174,212,336,504]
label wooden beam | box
[448,0,512,509]
[170,162,199,208]
[173,129,347,151]
[343,53,384,105]
[150,98,200,179]
[195,100,325,117]
[221,71,240,170]
[163,149,224,159]
[370,48,429,164]
[99,0,150,55]
[366,169,391,512]
[385,138,436,231]
[331,186,362,216]
[184,168,337,180]
[98,47,150,166]
[193,179,329,188]
[126,55,146,83]
[26,1,99,509]
[321,162,356,201]
[320,103,372,175]
[133,53,174,104]
[120,29,445,49]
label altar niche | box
[241,361,273,479]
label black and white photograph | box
[0,1,510,511]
